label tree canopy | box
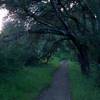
[0,0,99,75]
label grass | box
[0,63,58,100]
[68,60,100,100]
[1,51,100,100]
[51,51,100,100]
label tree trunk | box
[68,34,90,75]
[77,44,90,75]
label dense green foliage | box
[0,0,99,74]
[0,63,58,100]
[0,0,99,99]
[69,61,100,100]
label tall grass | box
[0,63,58,100]
[68,60,100,100]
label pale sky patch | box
[0,8,9,33]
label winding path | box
[38,60,71,100]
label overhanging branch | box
[28,28,66,36]
[23,8,59,29]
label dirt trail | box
[37,60,71,100]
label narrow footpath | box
[38,60,71,100]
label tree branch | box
[23,8,59,29]
[28,28,65,36]
[50,0,70,34]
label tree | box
[0,0,98,75]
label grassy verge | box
[68,60,100,100]
[0,62,59,100]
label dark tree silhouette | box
[0,0,98,75]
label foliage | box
[68,60,100,100]
[0,63,57,100]
[0,0,99,74]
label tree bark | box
[68,34,90,75]
[77,45,90,75]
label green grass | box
[0,63,58,100]
[68,60,100,100]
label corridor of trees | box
[0,0,100,100]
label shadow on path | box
[37,60,71,100]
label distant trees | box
[0,0,99,75]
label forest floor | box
[37,60,71,100]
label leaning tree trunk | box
[77,44,90,75]
[68,34,90,75]
[50,0,90,75]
